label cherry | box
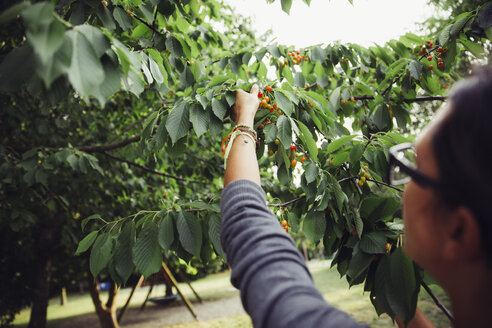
[428,65,434,70]
[300,156,307,163]
[274,139,280,145]
[266,86,273,92]
[259,123,264,129]
[291,159,297,168]
[281,220,288,227]
[427,56,433,61]
[257,91,263,98]
[438,47,443,53]
[290,144,296,151]
[268,150,274,156]
[438,62,444,68]
[263,96,270,103]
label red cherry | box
[290,145,296,151]
[438,47,443,53]
[438,62,444,68]
[428,65,434,70]
[266,86,273,92]
[427,56,433,61]
[257,92,263,98]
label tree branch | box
[79,136,141,153]
[339,176,403,192]
[120,5,165,38]
[267,196,306,208]
[102,152,203,184]
[421,281,454,323]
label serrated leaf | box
[36,33,72,88]
[66,29,104,99]
[90,233,113,277]
[133,221,162,279]
[189,103,209,137]
[176,212,202,258]
[303,210,326,243]
[460,39,485,57]
[360,232,387,254]
[297,120,318,162]
[211,97,227,120]
[274,90,294,116]
[263,123,277,143]
[409,61,422,80]
[329,87,341,114]
[304,162,318,184]
[276,115,292,150]
[75,230,98,255]
[166,35,184,57]
[326,135,356,153]
[26,19,66,65]
[208,214,226,259]
[158,213,174,251]
[114,222,135,284]
[165,102,190,144]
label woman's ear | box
[442,206,482,263]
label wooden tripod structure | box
[117,261,201,324]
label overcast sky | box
[223,0,436,48]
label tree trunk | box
[27,217,55,328]
[88,271,119,328]
[27,255,52,328]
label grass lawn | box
[13,261,452,328]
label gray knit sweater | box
[220,179,368,328]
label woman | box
[220,66,492,328]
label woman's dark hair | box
[432,65,492,266]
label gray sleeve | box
[220,179,368,328]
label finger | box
[250,84,259,95]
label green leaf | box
[166,35,184,57]
[208,214,226,259]
[326,135,356,153]
[36,33,72,88]
[274,90,294,116]
[297,121,318,162]
[263,123,277,143]
[276,115,292,150]
[189,103,209,137]
[165,102,190,144]
[211,97,228,120]
[133,221,162,279]
[281,0,293,14]
[158,213,174,251]
[327,174,348,210]
[81,214,102,232]
[90,233,113,277]
[360,197,399,222]
[460,39,485,57]
[439,24,453,46]
[26,18,66,65]
[208,75,230,87]
[75,231,98,255]
[0,1,31,25]
[142,111,159,140]
[304,162,318,184]
[303,210,326,243]
[409,61,422,80]
[114,222,135,284]
[92,57,122,107]
[66,29,105,99]
[149,56,164,84]
[347,244,372,280]
[113,7,133,31]
[176,212,202,258]
[77,25,109,58]
[349,143,365,163]
[21,2,53,31]
[329,87,341,114]
[311,46,326,62]
[360,232,387,254]
[386,248,419,324]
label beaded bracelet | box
[223,130,257,169]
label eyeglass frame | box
[388,143,442,190]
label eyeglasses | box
[388,143,441,189]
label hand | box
[231,84,261,127]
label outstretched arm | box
[223,85,261,188]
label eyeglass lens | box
[390,147,417,185]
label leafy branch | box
[102,152,203,184]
